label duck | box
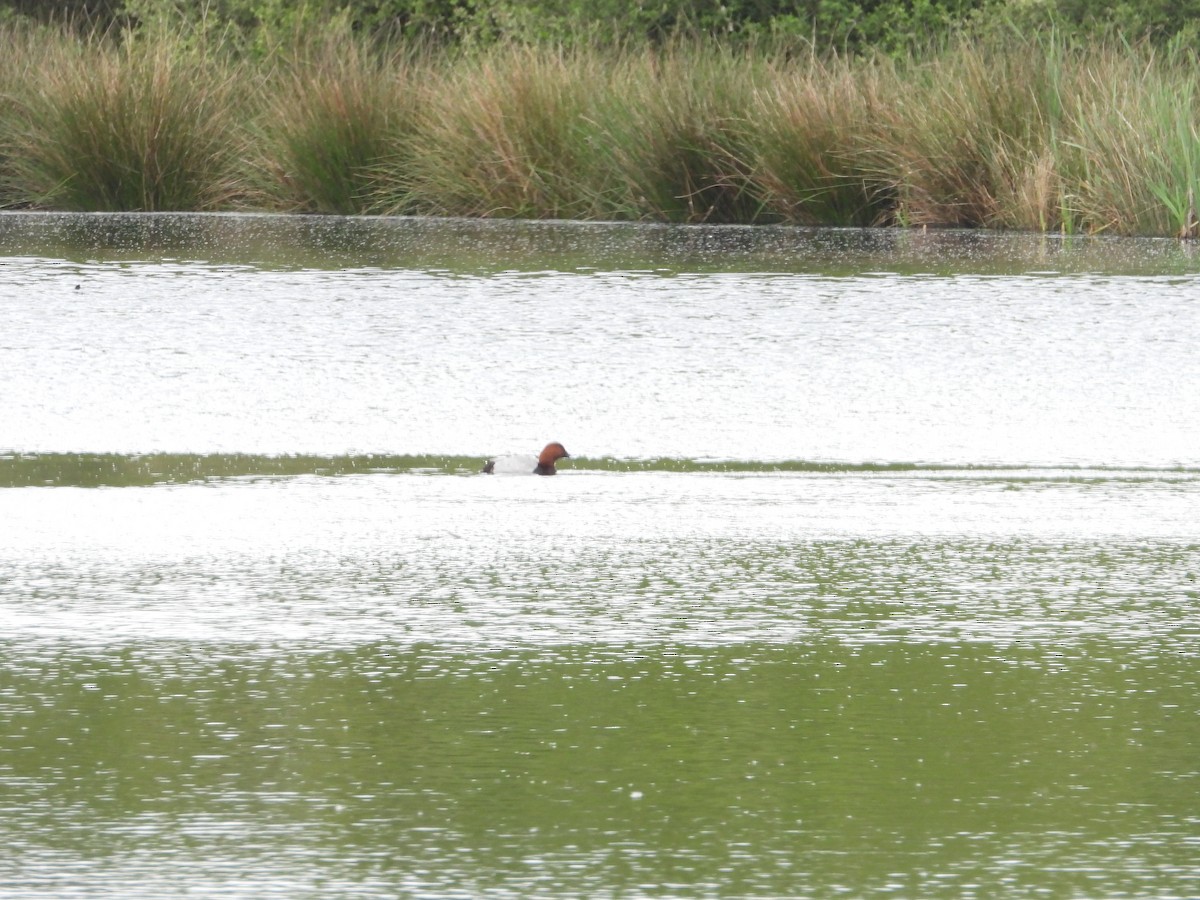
[482,442,570,476]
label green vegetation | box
[1,2,1199,235]
[0,24,245,211]
[8,0,1200,53]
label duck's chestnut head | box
[535,442,570,475]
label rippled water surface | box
[1,213,1198,898]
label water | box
[4,217,1200,465]
[1,213,1198,898]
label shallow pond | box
[1,213,1198,898]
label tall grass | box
[1064,43,1200,236]
[2,21,1200,236]
[862,41,1069,230]
[401,45,610,219]
[254,31,422,214]
[1,26,245,211]
[587,47,761,223]
[736,53,888,226]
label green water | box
[3,466,1197,897]
[8,451,1185,487]
[4,636,1196,897]
[2,214,1199,897]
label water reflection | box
[2,470,1198,651]
[1,640,1196,898]
[4,256,1200,464]
[2,213,1199,898]
[4,450,1198,487]
[4,210,1200,274]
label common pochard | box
[482,442,571,476]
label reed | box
[3,21,1200,236]
[2,26,245,211]
[735,52,888,226]
[254,31,423,214]
[1063,44,1200,235]
[863,39,1069,230]
[585,45,760,223]
[400,44,614,219]
[0,23,34,207]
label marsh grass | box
[0,24,35,207]
[3,27,245,211]
[586,47,760,223]
[255,31,422,214]
[400,45,615,219]
[863,41,1068,230]
[2,22,1200,235]
[736,54,888,226]
[1064,46,1200,235]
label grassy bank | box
[1,23,1199,236]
